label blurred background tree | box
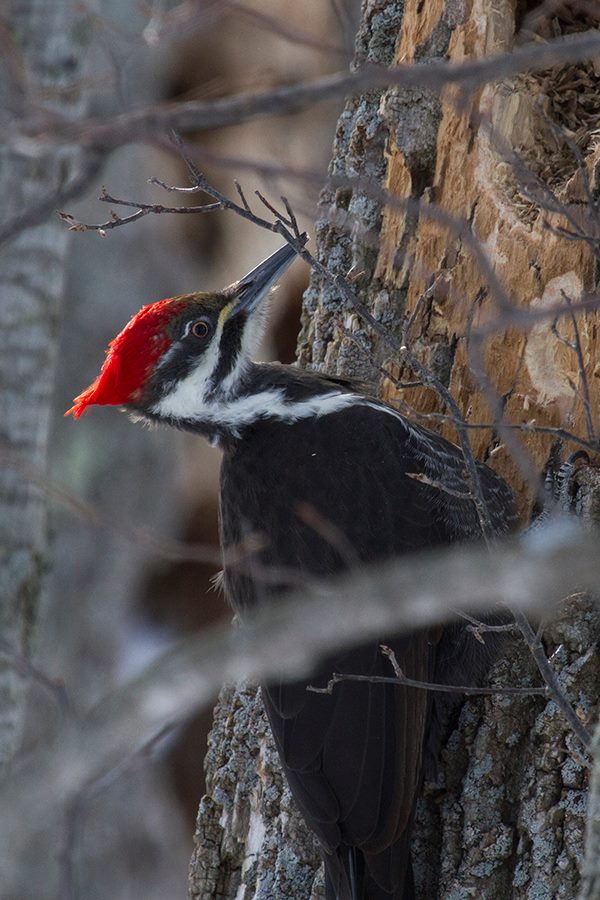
[0,0,113,789]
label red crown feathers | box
[65,298,188,418]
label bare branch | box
[381,369,600,451]
[233,179,252,213]
[349,333,600,455]
[57,132,309,247]
[0,151,104,247]
[58,190,222,233]
[510,607,592,748]
[307,671,549,698]
[308,638,549,698]
[0,638,70,714]
[11,31,600,154]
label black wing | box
[220,402,515,899]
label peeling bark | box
[375,0,600,511]
[191,1,600,897]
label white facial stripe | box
[153,289,275,412]
[152,387,360,433]
[158,334,220,412]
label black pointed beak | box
[230,235,307,316]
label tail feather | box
[324,840,414,900]
[347,846,361,900]
[323,847,354,900]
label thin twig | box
[345,334,599,455]
[308,672,548,698]
[148,175,204,194]
[379,372,600,453]
[405,472,474,501]
[59,186,222,233]
[510,608,592,749]
[234,179,252,213]
[457,612,518,638]
[0,637,70,713]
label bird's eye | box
[190,318,212,339]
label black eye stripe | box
[207,315,245,392]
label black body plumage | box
[216,363,516,900]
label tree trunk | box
[1,5,195,898]
[0,0,93,772]
[190,1,600,897]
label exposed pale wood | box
[378,0,599,510]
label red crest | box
[66,298,188,418]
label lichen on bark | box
[190,683,324,899]
[414,590,600,900]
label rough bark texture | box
[191,1,600,897]
[413,582,600,899]
[190,682,325,899]
[0,0,90,771]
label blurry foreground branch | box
[1,522,599,889]
[11,30,600,154]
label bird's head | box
[66,240,301,423]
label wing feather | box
[220,399,516,891]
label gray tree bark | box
[0,0,93,771]
[190,1,600,897]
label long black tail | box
[324,840,415,900]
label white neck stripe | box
[152,388,362,435]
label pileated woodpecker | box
[67,241,516,899]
